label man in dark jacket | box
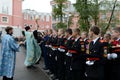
[86,26,105,80]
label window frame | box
[1,16,9,23]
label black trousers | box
[72,70,86,80]
[86,65,104,80]
[71,54,86,80]
[3,76,13,80]
[110,64,120,80]
[65,56,72,80]
[104,60,112,80]
[46,48,52,71]
[57,51,65,80]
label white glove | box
[45,45,49,47]
[58,48,65,52]
[107,54,112,60]
[52,47,57,51]
[111,53,118,59]
[86,61,94,66]
[66,52,72,57]
[49,45,52,48]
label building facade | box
[22,9,52,31]
[0,0,52,36]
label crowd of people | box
[0,25,120,80]
[40,26,120,80]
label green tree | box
[52,0,69,29]
[74,0,99,32]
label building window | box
[2,6,8,14]
[2,16,8,23]
[39,15,41,20]
[30,25,32,27]
[46,15,50,22]
[24,14,28,20]
[30,15,34,20]
[41,15,44,21]
[24,24,28,27]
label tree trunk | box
[103,0,117,34]
[60,3,63,23]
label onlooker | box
[0,26,22,80]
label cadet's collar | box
[67,35,72,40]
[50,34,52,37]
[84,38,88,41]
[75,36,80,42]
[93,37,99,44]
[117,38,120,41]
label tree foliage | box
[74,0,119,34]
[52,0,68,29]
[74,0,99,32]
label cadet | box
[57,29,66,80]
[64,29,74,80]
[107,27,120,80]
[86,26,105,80]
[71,28,86,80]
[45,29,53,74]
[103,33,112,80]
[50,30,59,80]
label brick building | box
[0,0,52,36]
[22,9,52,31]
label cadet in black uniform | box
[64,29,74,80]
[50,32,59,80]
[102,33,112,80]
[57,29,66,80]
[86,26,105,80]
[71,28,86,80]
[107,27,120,80]
[45,29,53,74]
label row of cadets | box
[104,27,120,80]
[43,26,120,80]
[85,26,106,80]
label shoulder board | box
[104,46,108,49]
[87,40,92,43]
[80,41,84,44]
[99,40,105,43]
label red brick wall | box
[22,14,52,31]
[12,0,22,27]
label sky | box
[22,0,76,13]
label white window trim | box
[1,16,9,23]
